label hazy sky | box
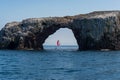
[1,0,120,45]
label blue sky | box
[1,0,120,45]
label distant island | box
[0,11,120,50]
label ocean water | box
[0,46,120,80]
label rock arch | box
[0,11,120,50]
[0,17,76,50]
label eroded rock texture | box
[0,11,120,50]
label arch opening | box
[43,28,78,50]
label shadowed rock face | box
[0,11,120,50]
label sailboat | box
[57,40,60,47]
[56,40,61,50]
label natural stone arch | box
[0,11,120,50]
[0,17,77,50]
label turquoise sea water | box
[0,46,120,80]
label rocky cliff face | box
[0,11,120,50]
[72,11,120,50]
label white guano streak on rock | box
[5,22,20,29]
[90,13,118,19]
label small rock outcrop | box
[0,11,120,50]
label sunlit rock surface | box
[0,11,120,50]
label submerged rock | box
[0,11,120,50]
